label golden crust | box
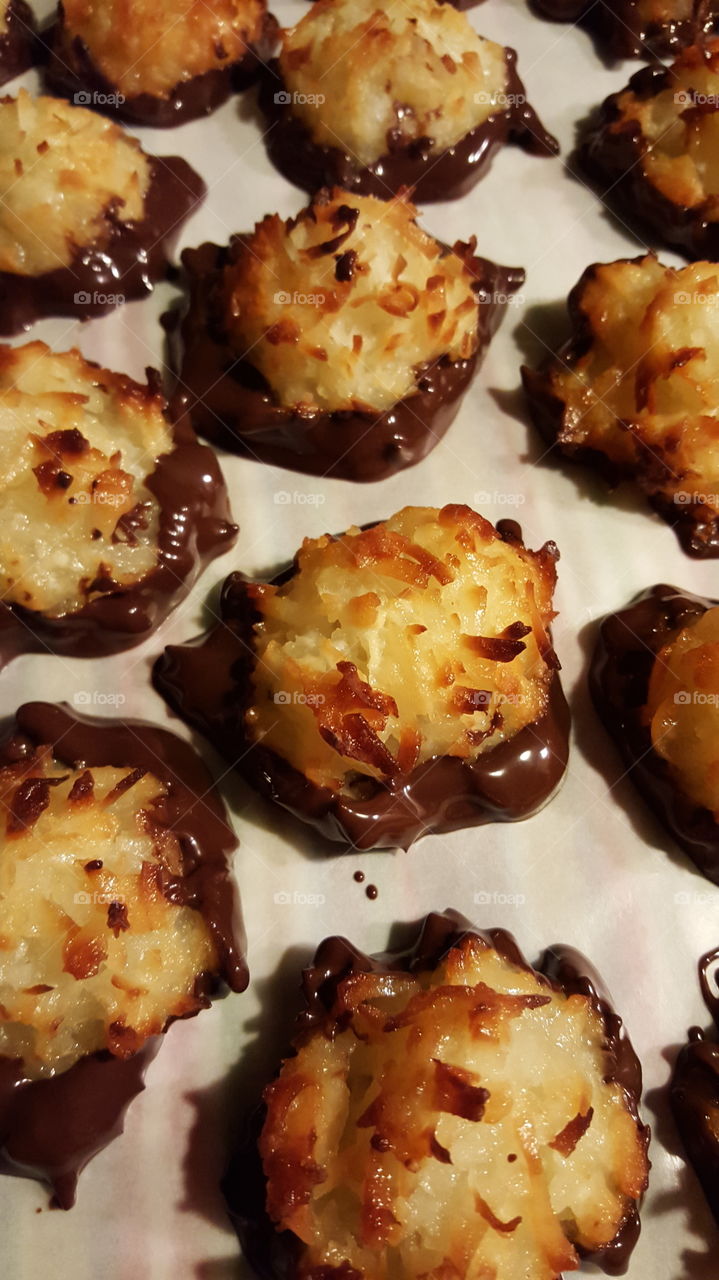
[60,0,267,100]
[223,188,480,413]
[529,254,719,519]
[261,934,649,1280]
[0,341,173,616]
[646,605,719,815]
[0,751,217,1079]
[279,0,508,166]
[245,504,559,793]
[0,91,150,275]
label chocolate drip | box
[0,154,205,336]
[589,584,719,881]
[154,531,570,851]
[0,0,36,87]
[169,238,524,483]
[671,948,719,1226]
[0,392,237,665]
[223,911,648,1278]
[0,701,248,1207]
[44,11,278,127]
[531,0,717,60]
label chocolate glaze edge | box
[154,524,570,851]
[258,51,558,203]
[0,0,36,87]
[670,947,719,1225]
[224,910,649,1279]
[171,237,524,482]
[590,584,719,882]
[0,701,248,1207]
[531,0,716,61]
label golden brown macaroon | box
[46,0,276,125]
[531,0,718,60]
[580,41,719,259]
[522,254,719,557]
[239,915,649,1280]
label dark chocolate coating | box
[590,584,719,883]
[223,910,649,1279]
[0,700,248,1207]
[171,238,525,483]
[578,62,719,262]
[530,0,717,60]
[258,50,558,203]
[521,259,719,558]
[0,0,36,87]
[671,948,719,1225]
[0,153,205,336]
[0,373,237,665]
[44,9,278,127]
[154,522,570,851]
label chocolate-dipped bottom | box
[0,381,237,665]
[530,0,715,60]
[590,585,719,883]
[0,700,248,1207]
[44,11,278,127]
[171,241,524,483]
[671,948,719,1226]
[154,524,570,852]
[223,910,649,1279]
[578,64,719,264]
[0,0,35,87]
[0,154,205,336]
[258,51,558,203]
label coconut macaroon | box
[155,505,570,849]
[522,255,719,557]
[0,699,246,1207]
[46,0,276,126]
[176,188,523,480]
[671,947,719,1228]
[230,914,649,1280]
[581,43,719,260]
[532,0,716,60]
[262,0,557,200]
[0,91,205,333]
[0,342,236,661]
[0,0,36,88]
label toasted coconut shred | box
[0,342,173,616]
[0,91,150,275]
[224,189,480,413]
[261,934,649,1280]
[0,751,218,1079]
[245,505,559,792]
[279,0,508,165]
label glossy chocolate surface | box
[171,238,524,483]
[0,154,205,336]
[0,376,237,664]
[224,910,649,1278]
[0,701,247,1206]
[0,0,35,87]
[590,584,719,883]
[531,0,716,60]
[579,63,719,262]
[154,521,570,851]
[44,11,278,127]
[259,50,558,203]
[521,263,719,558]
[671,948,719,1226]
